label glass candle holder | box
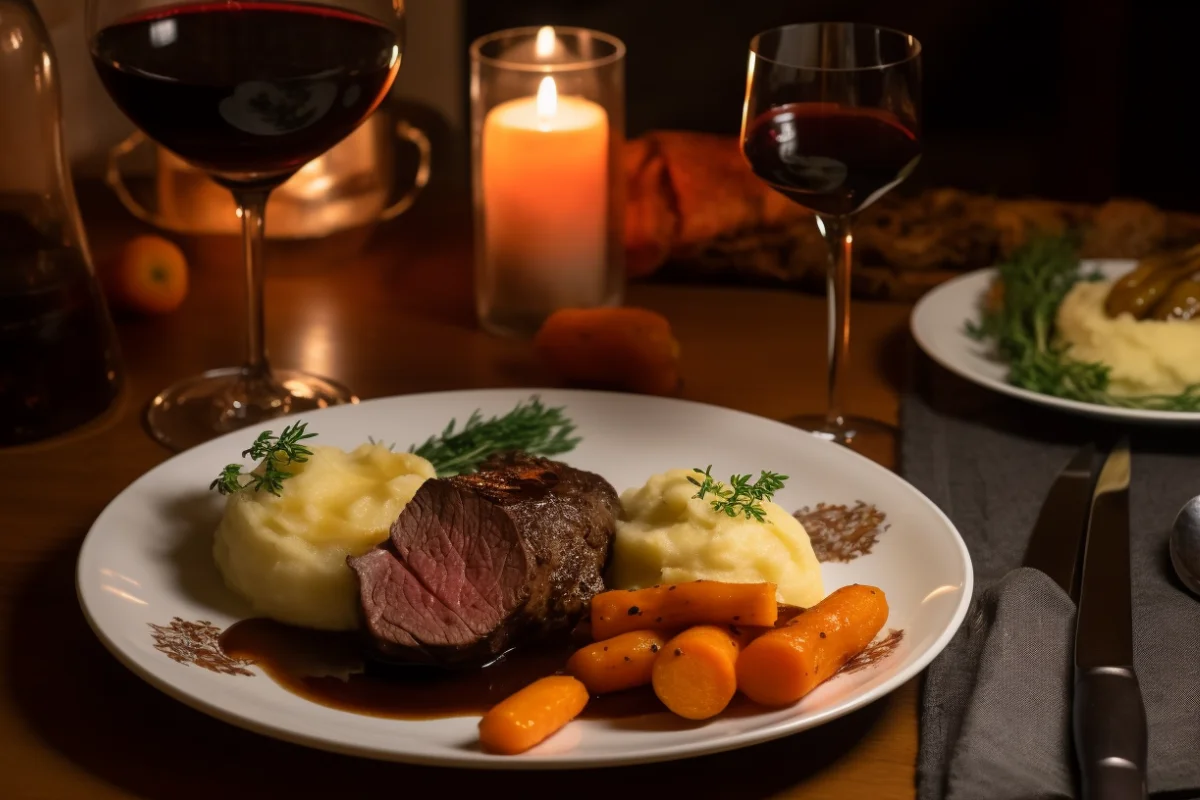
[471,26,626,338]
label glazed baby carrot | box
[652,624,755,720]
[478,675,589,755]
[591,580,777,641]
[736,584,888,708]
[567,629,669,694]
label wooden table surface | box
[0,186,918,799]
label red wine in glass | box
[91,1,401,186]
[742,103,921,218]
[87,0,405,451]
[739,23,922,449]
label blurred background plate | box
[910,259,1200,425]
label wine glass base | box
[145,366,358,452]
[783,413,895,462]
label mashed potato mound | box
[610,468,824,607]
[1057,280,1200,397]
[213,443,435,630]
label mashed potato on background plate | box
[1057,280,1200,397]
[213,443,435,631]
[610,468,824,607]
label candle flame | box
[536,76,558,121]
[535,25,556,58]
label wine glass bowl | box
[86,0,406,450]
[740,23,921,448]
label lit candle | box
[481,67,610,315]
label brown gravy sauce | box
[794,502,889,563]
[218,619,662,720]
[213,607,900,721]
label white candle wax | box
[481,77,610,316]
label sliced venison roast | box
[348,453,619,666]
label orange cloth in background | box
[624,131,808,278]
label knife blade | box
[1072,438,1148,800]
[1022,444,1096,601]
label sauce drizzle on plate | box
[218,618,663,720]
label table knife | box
[1073,438,1148,800]
[1022,444,1096,600]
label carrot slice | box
[591,580,777,641]
[478,675,589,755]
[652,625,756,720]
[567,630,669,694]
[736,584,889,707]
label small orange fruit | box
[109,234,189,314]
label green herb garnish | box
[409,396,580,476]
[209,421,317,496]
[688,466,788,522]
[967,235,1200,411]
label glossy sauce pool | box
[215,606,896,722]
[219,619,665,720]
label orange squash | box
[533,307,682,396]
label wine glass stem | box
[233,189,271,380]
[820,214,853,430]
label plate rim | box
[910,261,1200,425]
[76,386,974,769]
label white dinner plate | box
[912,259,1200,426]
[77,388,972,769]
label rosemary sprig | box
[409,396,580,476]
[688,466,789,522]
[209,421,317,497]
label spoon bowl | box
[1169,496,1200,596]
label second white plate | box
[911,259,1200,426]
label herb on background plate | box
[688,466,788,522]
[967,235,1200,411]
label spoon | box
[1169,496,1200,596]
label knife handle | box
[1073,666,1148,800]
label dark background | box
[465,0,1199,210]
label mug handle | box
[378,119,432,221]
[105,130,170,228]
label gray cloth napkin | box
[902,358,1200,800]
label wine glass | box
[740,23,922,446]
[86,0,407,451]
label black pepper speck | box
[627,606,640,616]
[650,644,659,653]
[674,648,683,657]
[819,632,826,638]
